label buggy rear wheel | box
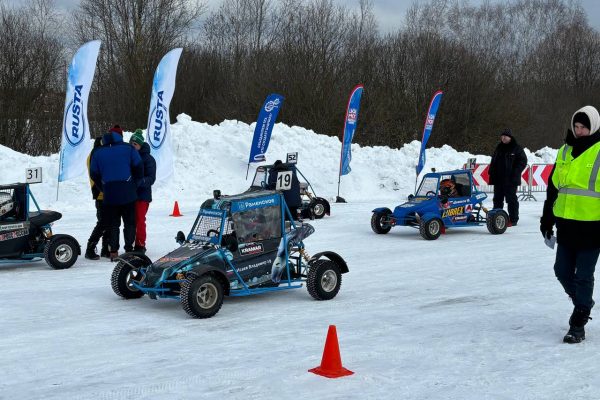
[307,259,342,300]
[181,274,224,318]
[487,210,509,234]
[44,236,79,269]
[420,218,443,240]
[311,199,328,219]
[371,210,392,234]
[111,257,148,299]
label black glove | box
[540,217,554,240]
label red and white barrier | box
[463,162,554,200]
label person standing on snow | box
[488,128,527,226]
[90,125,143,261]
[267,160,301,220]
[540,105,600,343]
[129,129,156,254]
[85,137,110,260]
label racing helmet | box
[0,192,14,217]
[440,179,457,197]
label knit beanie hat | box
[130,129,145,146]
[110,124,123,135]
[499,128,513,138]
[572,112,591,130]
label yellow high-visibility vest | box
[552,141,600,221]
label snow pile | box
[0,114,555,209]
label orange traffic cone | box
[309,325,354,378]
[170,201,183,217]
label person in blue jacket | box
[90,125,143,260]
[129,129,156,254]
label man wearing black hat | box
[488,128,527,226]
[90,125,143,260]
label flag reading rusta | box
[248,93,285,164]
[58,40,101,182]
[146,48,183,181]
[416,90,443,176]
[339,85,364,176]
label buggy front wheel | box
[420,218,443,240]
[181,274,224,318]
[371,210,392,234]
[487,210,509,234]
[111,256,148,299]
[311,199,328,219]
[44,235,79,269]
[307,259,342,300]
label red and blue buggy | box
[370,169,509,240]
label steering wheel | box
[425,191,437,198]
[206,229,220,237]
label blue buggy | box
[371,169,509,240]
[110,190,348,318]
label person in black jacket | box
[267,160,301,220]
[85,137,110,260]
[90,125,143,260]
[130,129,156,254]
[488,128,528,226]
[540,105,600,343]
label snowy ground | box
[2,197,598,400]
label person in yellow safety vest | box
[540,105,600,344]
[85,137,109,260]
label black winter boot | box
[84,242,100,260]
[564,307,591,344]
[100,242,110,258]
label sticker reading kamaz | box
[239,243,264,256]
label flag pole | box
[335,128,346,203]
[245,162,251,180]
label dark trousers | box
[493,184,519,223]
[103,202,136,252]
[554,243,600,311]
[88,200,109,249]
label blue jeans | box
[554,244,600,311]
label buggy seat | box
[29,211,62,227]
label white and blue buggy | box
[371,169,509,240]
[111,190,348,318]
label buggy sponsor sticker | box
[442,206,464,218]
[476,193,486,199]
[234,258,273,273]
[465,204,473,213]
[157,256,188,263]
[452,215,468,222]
[0,222,26,232]
[0,228,28,241]
[239,242,264,256]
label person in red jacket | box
[129,129,156,254]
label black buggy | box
[0,183,80,269]
[249,162,331,219]
[111,190,348,318]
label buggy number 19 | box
[276,171,292,190]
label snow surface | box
[2,116,591,400]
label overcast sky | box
[14,0,600,32]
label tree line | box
[1,0,599,156]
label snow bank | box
[0,114,555,209]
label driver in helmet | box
[440,179,459,198]
[0,192,14,221]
